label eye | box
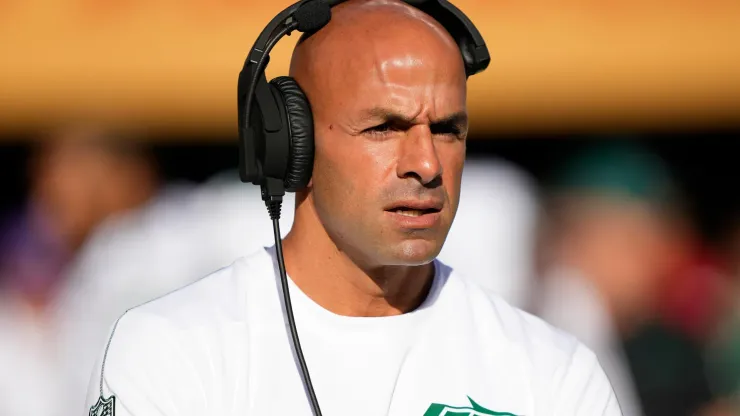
[430,124,464,140]
[362,122,394,137]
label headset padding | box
[270,76,314,190]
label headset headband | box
[245,0,489,76]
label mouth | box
[384,200,443,217]
[387,207,440,217]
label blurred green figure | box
[532,140,691,416]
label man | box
[531,142,687,416]
[56,155,538,416]
[0,126,157,416]
[85,1,621,415]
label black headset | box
[236,1,489,415]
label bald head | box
[289,0,466,110]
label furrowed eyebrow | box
[360,107,414,126]
[360,107,468,130]
[431,112,468,133]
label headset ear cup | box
[269,76,314,191]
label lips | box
[384,200,443,228]
[384,200,443,215]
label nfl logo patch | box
[89,395,115,416]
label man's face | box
[303,26,468,268]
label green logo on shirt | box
[424,396,519,416]
[89,394,115,416]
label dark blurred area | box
[1,0,740,415]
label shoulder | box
[90,245,273,371]
[443,261,583,359]
[85,248,275,412]
[117,246,274,330]
[439,262,621,414]
[439,261,608,381]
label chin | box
[381,239,442,266]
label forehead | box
[322,37,467,121]
[291,2,469,120]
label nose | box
[396,125,443,186]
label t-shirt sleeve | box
[552,343,624,416]
[84,310,199,416]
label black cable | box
[267,200,323,416]
[248,8,323,415]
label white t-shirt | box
[85,247,621,416]
[57,159,539,416]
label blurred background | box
[1,0,740,415]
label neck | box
[281,196,435,318]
